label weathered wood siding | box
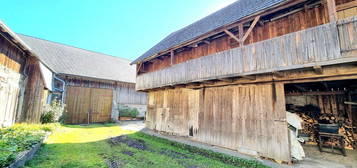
[0,34,27,127]
[137,20,347,90]
[65,86,113,124]
[336,0,357,19]
[20,57,45,123]
[338,16,357,57]
[139,2,329,74]
[63,76,147,105]
[0,64,24,127]
[146,89,200,135]
[114,86,147,105]
[146,83,290,162]
[0,37,26,73]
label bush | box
[118,106,139,118]
[41,100,66,124]
[0,124,55,167]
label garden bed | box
[0,124,55,167]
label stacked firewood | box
[295,112,355,149]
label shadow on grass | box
[60,123,119,129]
[25,125,269,168]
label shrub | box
[118,106,139,118]
[41,100,66,124]
[0,124,55,167]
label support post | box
[170,50,174,66]
[326,0,337,22]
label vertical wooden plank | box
[327,0,338,21]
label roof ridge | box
[17,33,132,62]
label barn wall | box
[146,83,291,162]
[63,76,147,105]
[20,56,45,123]
[139,1,330,74]
[62,76,147,123]
[0,34,27,127]
[0,63,25,127]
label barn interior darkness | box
[284,79,357,152]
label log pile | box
[293,113,355,149]
[287,104,356,149]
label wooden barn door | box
[90,88,113,123]
[66,86,113,124]
[194,83,291,162]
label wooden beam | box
[157,56,164,60]
[203,40,211,44]
[240,75,256,80]
[218,78,235,83]
[140,0,307,63]
[326,0,337,22]
[136,62,143,74]
[336,1,357,11]
[313,65,323,74]
[238,24,244,46]
[224,29,240,43]
[241,16,261,42]
[345,101,357,106]
[170,50,174,65]
[202,80,216,84]
[272,71,284,78]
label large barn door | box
[66,86,113,124]
[194,83,291,162]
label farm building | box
[18,35,147,124]
[133,0,357,163]
[0,21,147,126]
[0,21,49,126]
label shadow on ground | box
[24,123,268,168]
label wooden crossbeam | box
[224,29,240,42]
[336,1,357,11]
[136,62,143,73]
[224,16,260,46]
[203,40,211,44]
[241,16,261,42]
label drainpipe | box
[54,76,66,106]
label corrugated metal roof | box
[18,34,136,83]
[132,0,289,64]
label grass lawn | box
[25,124,269,168]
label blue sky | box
[1,0,235,60]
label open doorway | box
[284,79,357,164]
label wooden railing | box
[137,16,357,91]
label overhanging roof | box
[132,0,290,64]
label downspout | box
[54,76,66,106]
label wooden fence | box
[137,16,357,90]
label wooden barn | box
[19,35,147,124]
[0,21,50,126]
[133,0,357,162]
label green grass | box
[25,124,269,168]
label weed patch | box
[0,124,56,167]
